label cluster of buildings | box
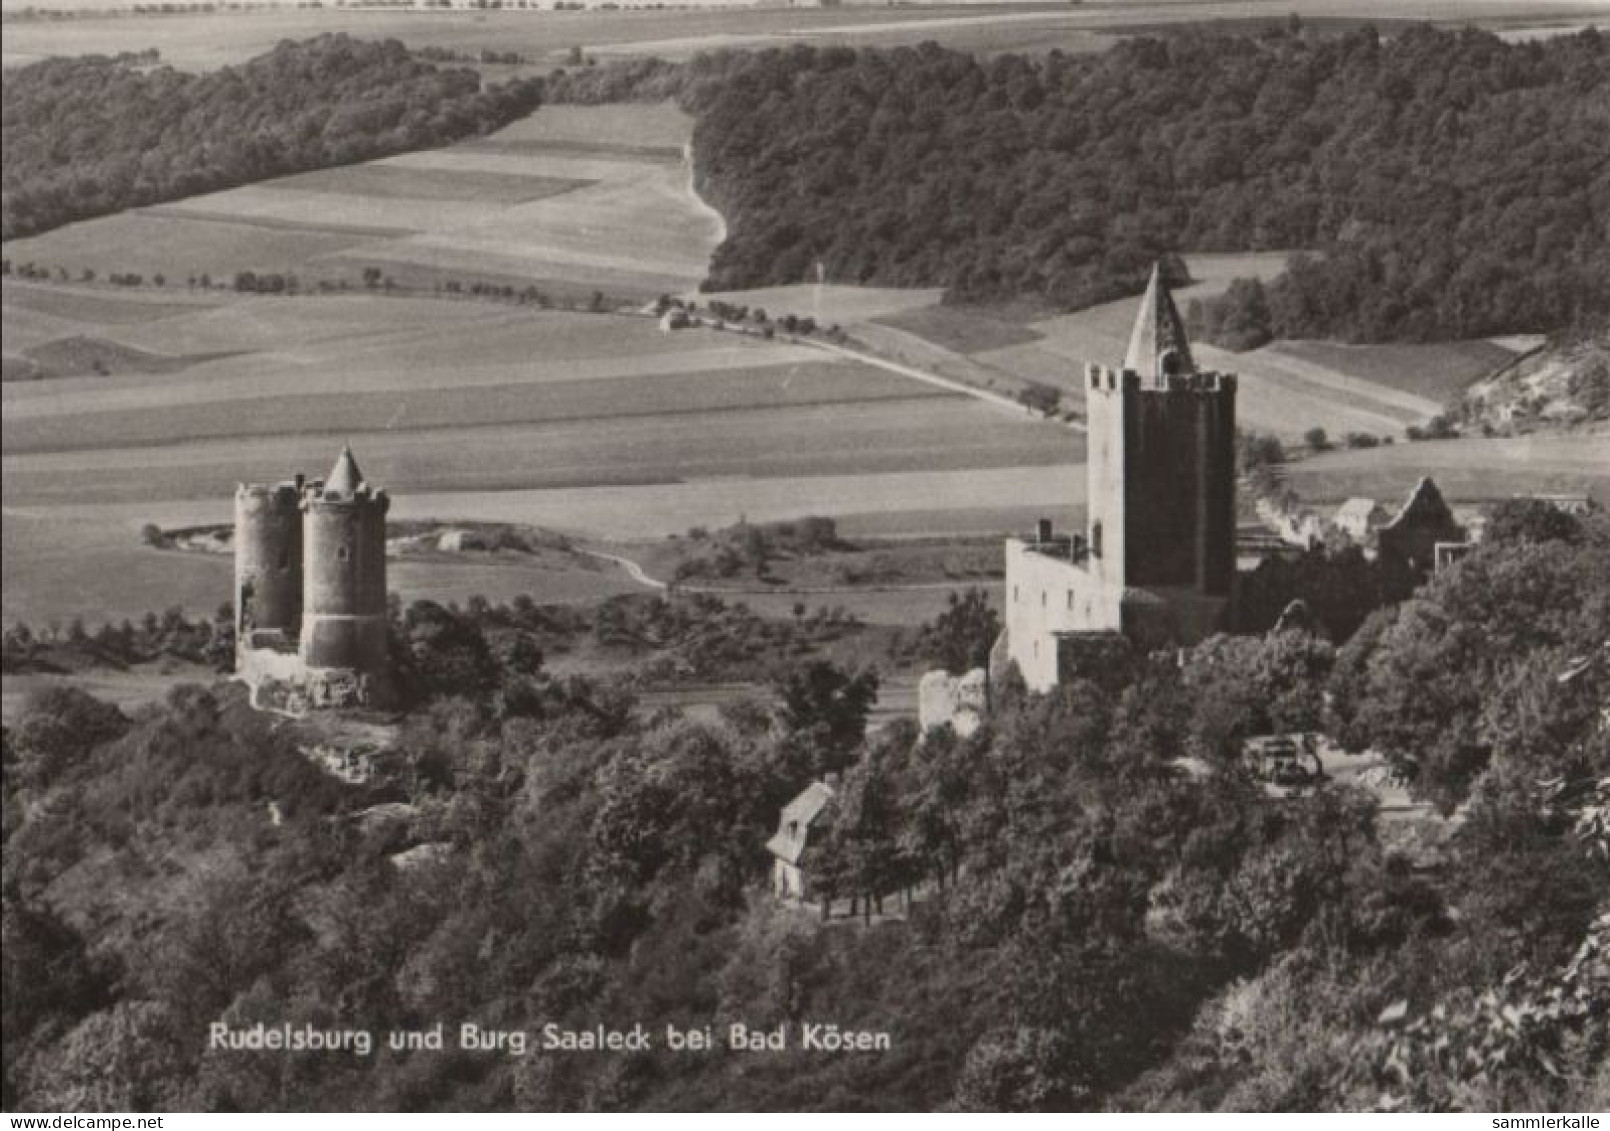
[216,265,1577,914]
[777,263,1511,909]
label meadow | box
[1282,434,1610,505]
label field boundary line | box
[795,336,1084,431]
[683,141,728,245]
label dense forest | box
[0,35,543,240]
[556,26,1610,341]
[4,501,1605,1111]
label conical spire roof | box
[325,445,364,496]
[1123,262,1196,384]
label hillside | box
[651,26,1609,343]
[1461,324,1610,433]
[0,35,543,240]
[3,509,1606,1111]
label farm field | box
[1282,434,1610,505]
[777,252,1488,439]
[2,1,1593,71]
[1268,339,1523,405]
[692,284,943,328]
[2,272,1082,628]
[2,463,1079,628]
[3,102,721,304]
[0,508,647,633]
[947,252,1528,439]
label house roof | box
[1123,262,1197,384]
[1381,476,1455,532]
[765,781,835,865]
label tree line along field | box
[3,101,720,302]
[670,27,1606,343]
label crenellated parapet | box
[234,476,306,640]
[1084,363,1236,395]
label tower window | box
[1091,521,1103,558]
[337,546,351,562]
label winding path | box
[577,546,667,590]
[575,545,993,598]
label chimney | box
[1036,518,1053,543]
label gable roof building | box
[767,780,837,901]
[1378,477,1466,579]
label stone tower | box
[998,262,1239,691]
[1084,264,1237,601]
[234,477,304,644]
[298,447,390,677]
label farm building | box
[767,780,837,902]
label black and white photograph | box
[1,0,1607,1115]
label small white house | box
[766,780,836,901]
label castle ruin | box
[234,446,392,712]
[996,264,1239,693]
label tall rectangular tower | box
[997,261,1239,692]
[1084,265,1237,600]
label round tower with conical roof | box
[298,447,390,677]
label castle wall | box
[1119,585,1230,651]
[1083,366,1129,593]
[299,491,389,673]
[234,482,303,637]
[1003,538,1122,692]
[918,668,988,737]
